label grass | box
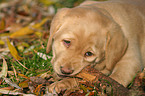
[0,0,104,94]
[1,38,53,87]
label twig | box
[15,59,28,69]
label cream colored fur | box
[46,0,145,92]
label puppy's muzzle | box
[60,66,74,75]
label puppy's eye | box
[63,40,71,48]
[85,51,93,57]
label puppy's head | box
[46,7,128,76]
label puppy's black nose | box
[60,66,73,75]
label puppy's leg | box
[109,48,143,87]
[48,78,79,93]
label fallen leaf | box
[39,71,51,79]
[17,42,30,51]
[10,18,49,38]
[17,45,24,51]
[34,31,42,37]
[7,71,14,76]
[0,51,9,59]
[0,89,23,95]
[34,50,51,60]
[39,0,56,6]
[0,58,8,78]
[7,38,22,60]
[45,86,58,96]
[3,77,22,89]
[11,64,17,77]
[0,48,9,52]
[30,76,47,84]
[18,73,30,79]
[0,33,11,37]
[19,80,29,88]
[24,45,35,53]
[21,42,29,47]
[0,78,2,85]
[23,94,36,96]
[0,18,6,31]
[86,91,95,96]
[34,84,43,95]
[0,86,14,90]
[0,39,5,45]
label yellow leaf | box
[0,40,5,45]
[19,80,29,88]
[17,42,30,51]
[0,33,11,37]
[33,18,49,28]
[10,26,34,38]
[0,18,5,30]
[17,45,24,51]
[10,18,49,38]
[18,73,29,79]
[39,0,56,6]
[21,42,29,47]
[34,31,42,37]
[6,38,22,60]
[0,58,8,78]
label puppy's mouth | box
[57,74,71,78]
[54,65,83,78]
[57,73,75,78]
[57,69,76,78]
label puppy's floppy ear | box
[105,24,128,71]
[46,8,69,53]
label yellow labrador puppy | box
[46,0,145,92]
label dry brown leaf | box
[0,18,6,31]
[34,84,43,95]
[0,86,14,90]
[0,79,2,85]
[30,76,48,84]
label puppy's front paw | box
[48,78,79,94]
[101,68,111,76]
